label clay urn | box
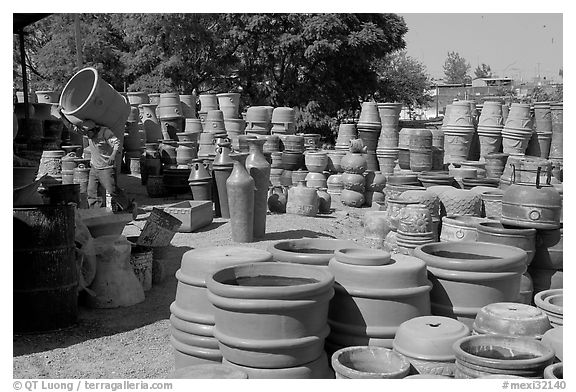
[393,315,470,377]
[340,139,367,174]
[472,302,552,339]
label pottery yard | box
[13,13,563,382]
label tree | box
[373,50,431,108]
[443,51,471,84]
[474,63,493,79]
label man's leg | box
[87,168,102,209]
[96,167,131,212]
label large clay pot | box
[340,151,367,174]
[438,188,482,217]
[335,123,358,149]
[268,239,361,268]
[327,248,432,348]
[440,215,488,242]
[548,102,563,159]
[543,363,563,380]
[304,151,328,173]
[212,142,234,219]
[484,152,509,179]
[541,326,563,361]
[340,172,365,192]
[59,67,130,133]
[476,221,536,265]
[532,228,563,270]
[171,246,272,368]
[501,167,561,229]
[363,211,392,246]
[340,189,364,207]
[286,181,319,216]
[316,188,331,214]
[226,153,255,243]
[453,334,554,378]
[207,262,334,368]
[222,353,333,379]
[331,346,410,379]
[472,302,552,339]
[393,315,470,377]
[267,185,288,213]
[245,139,271,239]
[305,172,327,189]
[413,241,528,326]
[534,289,563,328]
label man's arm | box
[104,128,121,165]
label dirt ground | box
[13,173,377,379]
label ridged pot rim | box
[476,221,536,237]
[452,334,555,370]
[534,289,563,315]
[392,316,471,361]
[333,248,392,266]
[442,215,489,228]
[207,262,334,300]
[331,346,411,379]
[413,241,527,272]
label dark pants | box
[87,167,130,211]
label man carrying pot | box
[59,110,138,218]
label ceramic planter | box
[268,239,361,267]
[398,189,440,219]
[472,302,551,340]
[453,334,554,378]
[245,139,271,238]
[532,228,562,270]
[363,211,392,242]
[438,188,482,217]
[340,152,367,174]
[476,222,536,265]
[327,248,432,348]
[413,241,528,326]
[286,181,319,216]
[331,346,410,379]
[305,172,327,189]
[393,315,470,377]
[440,216,489,242]
[534,289,563,328]
[541,326,563,361]
[316,188,331,214]
[340,172,365,192]
[226,153,255,243]
[340,189,365,207]
[207,262,334,368]
[222,353,333,379]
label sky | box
[399,13,563,82]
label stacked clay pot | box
[286,181,319,216]
[398,189,441,240]
[453,334,555,378]
[393,315,471,377]
[212,140,235,219]
[170,246,272,368]
[304,150,328,189]
[356,102,381,171]
[245,106,272,135]
[396,204,436,255]
[534,289,563,328]
[207,262,334,379]
[203,110,227,139]
[376,103,402,175]
[271,107,296,134]
[198,94,218,123]
[413,241,528,327]
[439,215,489,243]
[157,93,184,140]
[335,123,357,151]
[363,170,386,206]
[408,129,433,172]
[476,101,504,161]
[502,103,533,155]
[548,102,563,178]
[331,346,410,379]
[339,139,367,207]
[529,228,563,295]
[442,101,475,165]
[327,248,432,352]
[530,102,553,159]
[140,103,162,144]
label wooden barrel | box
[13,204,78,333]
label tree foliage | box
[474,63,493,79]
[443,51,471,84]
[373,50,432,108]
[14,13,419,136]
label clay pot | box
[452,334,554,378]
[543,362,563,380]
[398,204,432,234]
[409,148,432,172]
[363,211,392,243]
[398,189,440,219]
[358,101,381,128]
[438,188,482,217]
[304,151,328,173]
[292,169,309,184]
[501,168,561,229]
[267,186,287,213]
[501,128,532,154]
[326,150,346,173]
[443,101,474,127]
[484,152,509,179]
[377,102,402,127]
[271,107,296,133]
[207,262,334,368]
[478,101,504,127]
[340,172,365,192]
[393,316,471,377]
[364,170,386,192]
[326,174,343,195]
[340,189,365,208]
[443,127,474,164]
[281,150,304,171]
[440,215,488,242]
[327,248,432,348]
[268,239,361,268]
[385,198,420,230]
[226,153,255,243]
[534,289,563,328]
[286,181,319,216]
[476,222,536,265]
[335,123,358,148]
[331,346,410,379]
[504,103,533,131]
[532,228,562,270]
[533,102,552,134]
[198,94,218,112]
[413,241,528,326]
[417,173,454,188]
[222,354,333,379]
[548,102,563,159]
[472,302,552,339]
[340,151,367,174]
[541,326,563,361]
[245,138,271,239]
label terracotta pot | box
[443,127,474,164]
[543,362,563,379]
[417,173,454,188]
[267,186,288,213]
[377,129,400,149]
[438,188,482,217]
[327,248,432,348]
[223,353,333,379]
[326,174,343,195]
[501,168,561,230]
[340,189,365,208]
[409,148,432,172]
[340,172,365,192]
[548,102,563,159]
[331,346,410,379]
[413,241,528,326]
[281,150,304,171]
[476,221,536,265]
[377,102,402,126]
[396,231,436,256]
[472,302,552,339]
[504,103,533,131]
[226,153,255,243]
[533,102,552,134]
[304,151,328,173]
[292,169,309,184]
[268,239,361,268]
[398,189,440,219]
[325,150,346,173]
[286,181,319,216]
[385,198,420,230]
[363,211,392,242]
[358,102,381,127]
[398,204,432,234]
[541,326,563,361]
[335,123,358,148]
[443,101,474,127]
[340,151,367,174]
[440,215,488,242]
[305,172,327,189]
[534,289,563,328]
[453,334,554,378]
[393,315,470,377]
[207,262,334,368]
[478,101,504,127]
[245,139,271,239]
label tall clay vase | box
[245,139,271,239]
[226,153,255,243]
[213,142,235,219]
